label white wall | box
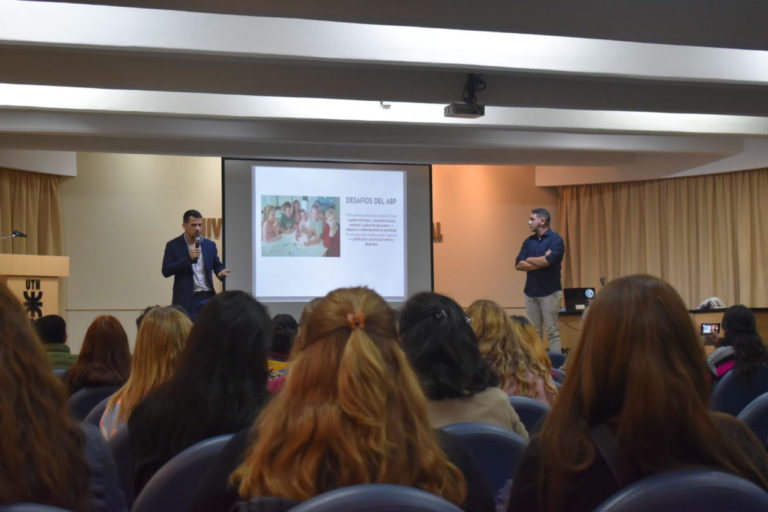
[536,139,768,186]
[57,156,557,351]
[60,153,221,353]
[432,164,558,309]
[0,149,77,176]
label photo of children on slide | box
[261,196,340,257]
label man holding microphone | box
[162,209,230,320]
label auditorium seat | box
[737,391,768,445]
[547,351,566,369]
[83,396,110,427]
[550,368,566,384]
[710,366,768,417]
[107,427,134,507]
[131,433,234,512]
[593,469,768,511]
[287,483,462,512]
[508,395,550,434]
[440,422,526,499]
[0,505,72,512]
[68,386,118,421]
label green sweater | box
[44,344,78,370]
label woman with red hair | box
[191,287,492,511]
[66,314,131,394]
[508,275,768,512]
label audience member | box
[135,305,160,328]
[0,283,126,512]
[268,314,298,377]
[34,314,77,371]
[298,297,324,329]
[100,306,192,440]
[66,315,131,395]
[467,300,557,406]
[511,315,561,394]
[268,298,324,395]
[128,290,272,495]
[706,304,768,381]
[508,275,768,512]
[399,292,528,438]
[190,287,493,512]
[511,316,556,368]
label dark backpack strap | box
[588,423,636,488]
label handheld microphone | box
[192,236,201,263]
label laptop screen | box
[564,287,596,312]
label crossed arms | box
[516,249,551,271]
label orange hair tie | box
[346,312,366,330]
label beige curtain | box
[0,168,63,255]
[557,168,768,308]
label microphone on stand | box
[0,230,27,240]
[192,236,201,263]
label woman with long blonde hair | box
[100,306,192,439]
[190,287,493,512]
[511,316,555,370]
[467,300,557,406]
[508,275,768,512]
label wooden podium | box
[0,254,69,318]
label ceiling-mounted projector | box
[444,102,485,118]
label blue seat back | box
[737,391,768,445]
[107,426,134,507]
[83,396,110,427]
[0,505,72,512]
[710,366,768,416]
[288,483,462,512]
[68,386,118,421]
[508,395,550,434]
[440,422,526,497]
[547,351,566,369]
[131,433,235,512]
[594,469,768,511]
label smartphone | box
[700,322,720,335]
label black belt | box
[192,290,214,298]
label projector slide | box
[253,164,406,301]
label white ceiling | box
[3,0,768,179]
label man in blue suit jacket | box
[162,209,229,320]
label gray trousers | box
[525,290,562,353]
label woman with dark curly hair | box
[706,304,768,381]
[399,292,527,437]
